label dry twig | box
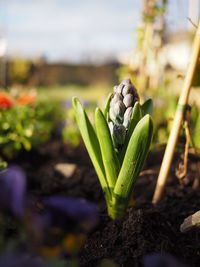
[152,21,200,204]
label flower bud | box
[133,91,139,102]
[122,78,131,85]
[109,102,124,124]
[122,84,132,96]
[109,107,116,122]
[123,94,133,108]
[113,101,126,117]
[114,84,124,94]
[108,79,140,148]
[123,107,133,128]
[111,93,123,105]
[113,124,126,145]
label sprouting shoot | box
[73,79,153,219]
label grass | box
[37,84,111,105]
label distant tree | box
[8,58,33,85]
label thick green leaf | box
[141,99,153,116]
[103,92,112,121]
[114,115,153,201]
[95,108,120,189]
[72,98,110,197]
[119,102,142,163]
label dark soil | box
[9,140,200,267]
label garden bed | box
[9,139,200,267]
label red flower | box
[0,93,14,109]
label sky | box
[0,0,194,63]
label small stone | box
[55,163,77,178]
[180,210,200,232]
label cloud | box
[0,0,189,62]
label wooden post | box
[152,21,200,204]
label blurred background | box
[0,0,199,89]
[0,0,200,157]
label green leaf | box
[72,98,110,197]
[114,115,153,202]
[119,102,142,163]
[95,108,120,190]
[21,137,31,151]
[141,98,153,116]
[103,92,112,120]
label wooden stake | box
[152,21,200,204]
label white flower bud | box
[123,94,133,108]
[122,84,132,96]
[109,107,116,122]
[108,79,140,148]
[113,93,123,103]
[109,103,124,124]
[123,107,133,128]
[113,101,126,117]
[114,84,124,94]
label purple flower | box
[41,196,98,231]
[143,253,189,267]
[28,196,98,255]
[0,165,26,218]
[0,252,46,267]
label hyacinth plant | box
[73,79,153,219]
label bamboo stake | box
[152,21,200,204]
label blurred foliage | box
[142,0,167,23]
[38,84,111,103]
[36,62,119,87]
[0,85,112,155]
[0,100,61,158]
[37,84,111,147]
[0,158,7,171]
[7,58,119,87]
[62,100,96,147]
[8,58,33,85]
[152,91,200,153]
[62,106,81,147]
[2,82,199,155]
